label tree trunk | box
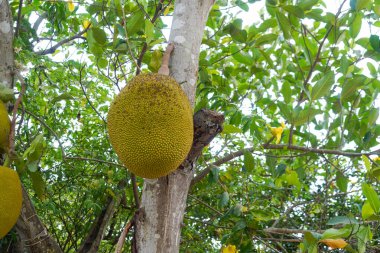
[0,1,62,252]
[0,0,14,88]
[135,1,215,252]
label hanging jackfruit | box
[0,102,10,153]
[107,73,193,178]
[0,166,22,238]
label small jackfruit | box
[107,73,193,178]
[0,166,22,238]
[0,102,10,152]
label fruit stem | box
[158,43,174,76]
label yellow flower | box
[270,122,285,144]
[222,244,237,253]
[373,156,380,162]
[68,0,75,12]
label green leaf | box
[229,23,247,43]
[231,45,254,65]
[91,27,107,45]
[327,216,358,226]
[51,93,74,104]
[292,108,322,126]
[281,82,292,104]
[367,62,377,76]
[321,227,351,239]
[145,19,154,43]
[303,232,319,253]
[220,191,229,207]
[23,134,46,172]
[356,0,372,10]
[284,170,301,189]
[298,0,319,10]
[29,170,46,200]
[223,124,243,134]
[362,183,380,213]
[369,35,380,52]
[350,12,362,39]
[236,0,249,11]
[362,200,375,220]
[244,151,255,173]
[310,72,334,101]
[336,171,348,192]
[283,5,305,18]
[341,76,366,102]
[362,155,371,171]
[277,102,293,122]
[255,34,278,46]
[276,10,291,39]
[148,50,162,72]
[367,108,379,126]
[357,226,372,253]
[208,167,219,183]
[126,10,145,35]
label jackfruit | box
[0,102,10,152]
[0,166,22,238]
[107,73,193,179]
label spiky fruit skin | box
[107,73,193,179]
[0,166,22,238]
[0,103,10,152]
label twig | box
[188,194,223,216]
[9,73,27,154]
[253,236,283,253]
[78,66,107,124]
[15,0,24,37]
[114,218,134,253]
[24,109,66,158]
[192,144,380,186]
[264,227,325,235]
[35,28,89,55]
[65,156,126,168]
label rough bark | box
[78,196,120,253]
[0,1,62,252]
[14,187,63,253]
[78,180,126,253]
[0,0,14,88]
[135,1,216,250]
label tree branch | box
[192,143,379,186]
[35,29,88,55]
[264,227,325,235]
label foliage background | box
[1,0,380,252]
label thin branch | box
[262,144,379,157]
[78,65,107,124]
[65,156,126,168]
[9,73,26,154]
[15,0,24,37]
[35,28,88,55]
[114,218,134,253]
[264,227,325,235]
[260,237,302,243]
[253,236,283,253]
[24,109,66,158]
[188,194,223,216]
[192,144,380,186]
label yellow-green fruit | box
[0,166,22,238]
[107,73,193,179]
[0,103,10,152]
